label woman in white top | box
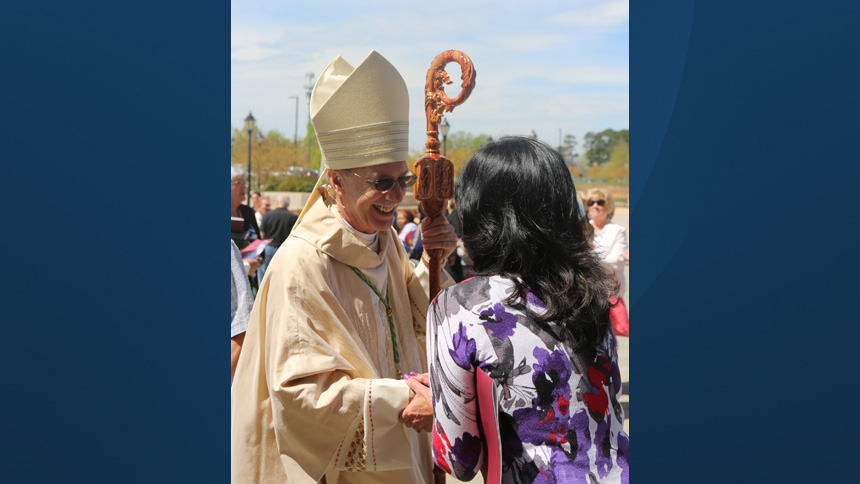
[585,187,629,336]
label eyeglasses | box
[231,179,247,187]
[345,169,417,192]
[587,199,606,207]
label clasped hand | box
[399,372,433,433]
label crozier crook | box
[413,50,476,297]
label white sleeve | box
[602,225,629,266]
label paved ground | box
[446,208,630,484]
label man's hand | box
[399,373,433,433]
[420,216,458,261]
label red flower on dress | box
[537,407,555,425]
[433,422,453,473]
[558,394,570,416]
[583,363,609,419]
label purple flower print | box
[594,419,612,479]
[525,289,547,310]
[449,322,476,370]
[527,410,593,484]
[617,432,629,483]
[532,465,557,484]
[512,349,578,445]
[479,303,518,340]
[532,348,573,402]
[511,348,595,482]
[558,410,595,483]
[532,450,591,484]
[449,431,482,472]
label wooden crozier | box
[413,50,476,297]
[412,50,476,484]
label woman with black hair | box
[421,137,628,483]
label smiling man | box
[231,51,457,484]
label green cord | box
[349,266,400,364]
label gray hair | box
[277,194,291,207]
[231,164,247,181]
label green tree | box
[444,132,491,176]
[558,134,579,166]
[305,122,321,170]
[231,126,311,191]
[586,138,629,183]
[558,134,577,154]
[583,129,629,166]
[408,131,490,176]
[607,139,629,167]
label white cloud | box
[231,46,282,62]
[533,92,629,118]
[230,24,289,61]
[549,0,629,28]
[544,65,628,85]
[482,32,571,53]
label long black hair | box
[456,136,617,351]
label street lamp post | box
[439,118,450,157]
[244,112,256,201]
[304,73,314,127]
[255,130,265,189]
[289,96,299,145]
[304,73,315,164]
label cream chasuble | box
[231,186,449,484]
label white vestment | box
[231,187,446,484]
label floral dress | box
[428,275,629,484]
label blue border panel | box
[5,0,860,482]
[634,1,860,482]
[1,2,226,482]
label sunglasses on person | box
[345,169,417,192]
[587,199,606,207]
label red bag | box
[609,297,629,337]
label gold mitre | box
[310,50,409,169]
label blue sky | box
[231,0,628,155]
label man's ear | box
[328,169,344,197]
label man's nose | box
[386,180,406,202]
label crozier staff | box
[231,50,456,484]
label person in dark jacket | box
[258,194,299,281]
